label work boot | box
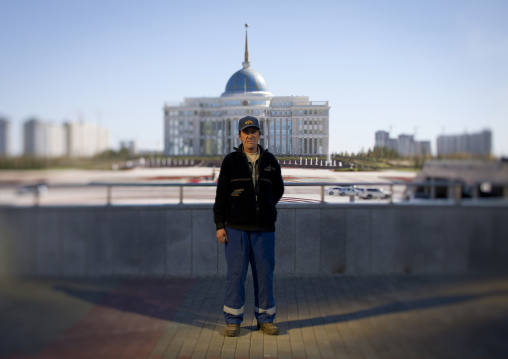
[257,322,279,335]
[224,323,241,337]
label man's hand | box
[216,229,228,243]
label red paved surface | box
[4,278,194,359]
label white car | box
[338,187,359,196]
[358,188,390,200]
[326,186,358,196]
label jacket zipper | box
[255,152,265,228]
[239,146,266,229]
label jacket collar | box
[234,143,266,156]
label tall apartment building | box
[375,130,398,152]
[65,122,109,157]
[374,130,431,157]
[23,118,109,157]
[164,27,330,157]
[0,117,10,156]
[398,134,415,157]
[436,129,492,156]
[24,118,66,157]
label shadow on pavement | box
[54,280,507,329]
[276,290,508,330]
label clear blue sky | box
[1,0,507,157]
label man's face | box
[238,127,260,153]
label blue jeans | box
[223,228,276,324]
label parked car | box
[337,187,359,196]
[326,186,342,196]
[326,186,358,196]
[358,188,390,200]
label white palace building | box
[163,26,330,157]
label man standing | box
[214,116,284,337]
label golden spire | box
[245,24,249,63]
[242,24,251,69]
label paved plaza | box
[0,167,415,206]
[1,274,507,359]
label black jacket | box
[213,144,284,232]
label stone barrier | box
[0,203,507,277]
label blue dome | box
[224,68,268,94]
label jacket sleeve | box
[213,156,231,230]
[272,156,284,204]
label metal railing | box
[89,181,406,205]
[3,180,507,207]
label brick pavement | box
[1,274,508,359]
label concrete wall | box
[0,203,507,277]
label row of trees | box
[0,146,496,170]
[332,147,401,161]
[0,148,133,170]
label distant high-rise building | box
[436,129,491,156]
[397,134,414,157]
[0,117,10,156]
[24,118,109,158]
[65,121,109,157]
[375,130,390,148]
[374,130,431,157]
[163,26,330,157]
[23,119,40,156]
[23,118,66,157]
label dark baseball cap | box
[238,116,260,132]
